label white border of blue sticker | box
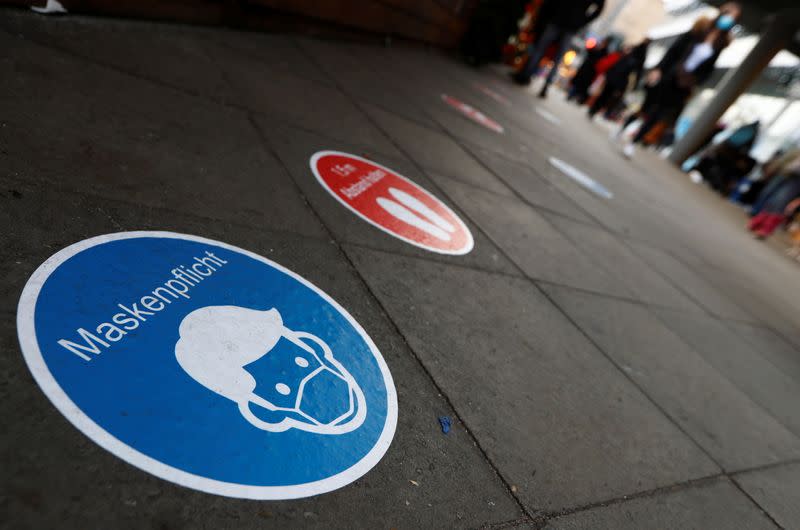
[16,231,398,500]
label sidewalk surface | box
[3,10,800,529]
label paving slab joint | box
[345,240,523,280]
[729,475,787,530]
[0,24,402,165]
[266,41,537,520]
[730,457,800,477]
[479,515,542,529]
[247,105,533,519]
[543,474,725,521]
[288,40,798,528]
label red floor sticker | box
[311,151,474,255]
[440,94,504,134]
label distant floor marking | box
[473,83,511,106]
[535,108,561,125]
[549,157,614,199]
[440,94,504,134]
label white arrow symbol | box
[376,187,456,241]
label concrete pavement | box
[3,9,800,529]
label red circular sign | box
[311,151,474,255]
[441,94,504,134]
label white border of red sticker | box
[310,151,474,255]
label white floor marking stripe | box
[549,157,614,199]
[536,108,562,125]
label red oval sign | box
[441,94,504,134]
[311,151,474,255]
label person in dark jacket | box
[568,37,610,103]
[622,3,741,157]
[695,121,759,194]
[587,38,650,118]
[511,0,605,98]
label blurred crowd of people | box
[509,0,605,98]
[488,0,742,157]
[564,3,742,159]
[462,0,800,249]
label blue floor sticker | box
[17,232,398,499]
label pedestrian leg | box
[539,30,574,97]
[588,84,613,117]
[622,112,638,128]
[515,24,562,83]
[632,106,664,144]
[602,89,624,120]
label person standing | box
[568,38,610,103]
[511,0,605,98]
[587,38,650,118]
[622,3,741,157]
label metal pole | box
[668,10,800,165]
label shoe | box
[689,170,703,184]
[538,87,548,98]
[510,72,531,86]
[622,143,635,159]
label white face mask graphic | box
[175,306,367,435]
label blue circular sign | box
[17,232,397,499]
